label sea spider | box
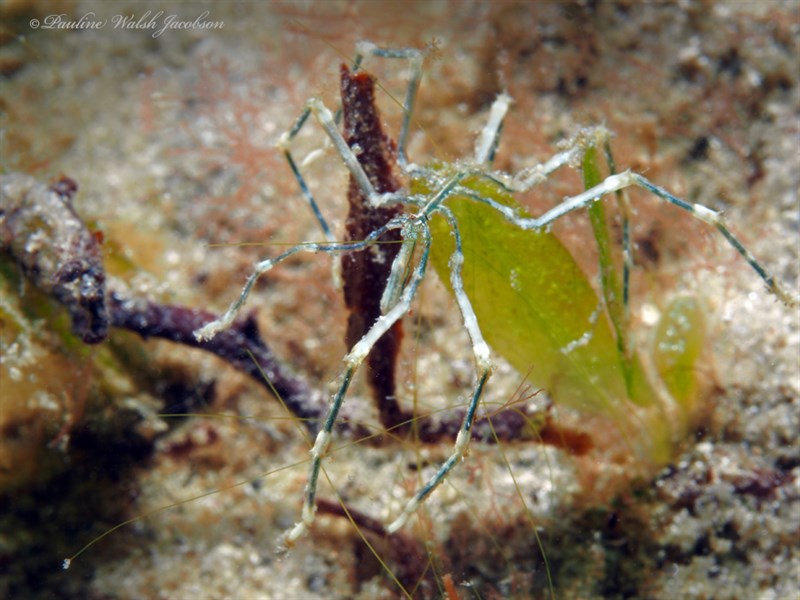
[193,41,797,543]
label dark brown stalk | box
[340,64,408,431]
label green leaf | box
[424,175,658,420]
[583,146,633,391]
[652,296,706,425]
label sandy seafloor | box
[1,1,798,598]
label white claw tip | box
[62,558,71,570]
[286,521,308,544]
[386,514,406,534]
[194,321,222,342]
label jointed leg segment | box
[386,205,493,533]
[194,220,405,341]
[504,169,797,307]
[287,220,433,543]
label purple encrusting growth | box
[0,173,108,344]
[108,293,330,432]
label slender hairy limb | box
[286,220,432,543]
[275,107,337,243]
[630,174,798,307]
[194,222,402,341]
[274,41,425,236]
[474,92,512,166]
[504,170,798,307]
[387,207,492,533]
[440,162,798,308]
[353,41,426,168]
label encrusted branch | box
[107,292,329,433]
[1,173,108,343]
[108,293,588,450]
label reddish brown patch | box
[537,419,593,456]
[442,573,460,600]
[727,468,792,500]
[316,497,440,596]
[339,64,407,430]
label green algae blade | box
[582,146,633,393]
[652,296,707,425]
[425,175,658,423]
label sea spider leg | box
[428,112,797,309]
[386,204,493,534]
[279,41,426,216]
[449,162,797,308]
[193,221,403,341]
[473,92,512,166]
[274,42,424,237]
[286,218,432,543]
[498,170,798,308]
[305,96,404,208]
[352,41,426,168]
[196,91,411,342]
[275,107,337,243]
